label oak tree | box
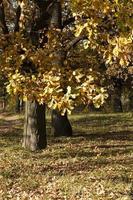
[0,0,108,150]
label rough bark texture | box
[22,101,47,151]
[50,1,73,137]
[52,110,72,137]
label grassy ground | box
[0,112,133,200]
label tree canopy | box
[1,0,132,114]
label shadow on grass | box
[31,154,133,178]
[0,115,133,157]
[71,113,133,128]
[74,130,133,141]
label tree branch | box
[0,0,9,34]
[66,35,87,51]
[14,4,21,32]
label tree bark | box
[121,84,130,112]
[22,101,47,151]
[19,2,48,151]
[15,95,21,113]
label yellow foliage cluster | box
[71,0,133,78]
[6,68,108,115]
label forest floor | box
[0,111,133,200]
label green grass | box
[0,112,133,200]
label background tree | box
[0,74,7,111]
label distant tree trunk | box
[3,87,6,111]
[121,84,130,112]
[112,95,123,112]
[52,110,72,137]
[129,92,133,111]
[20,100,24,112]
[111,79,123,112]
[50,1,73,137]
[15,95,21,113]
[22,101,47,151]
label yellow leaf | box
[113,46,119,57]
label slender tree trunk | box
[22,101,47,151]
[121,84,130,112]
[15,95,21,113]
[112,94,123,112]
[20,100,24,112]
[3,87,6,111]
[129,92,133,111]
[50,0,73,137]
[111,79,123,112]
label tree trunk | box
[111,79,123,112]
[21,3,48,151]
[50,1,73,137]
[15,95,21,113]
[52,110,72,137]
[121,84,130,112]
[129,92,133,111]
[112,95,123,112]
[3,87,6,111]
[22,101,47,151]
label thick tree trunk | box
[50,1,73,137]
[52,110,72,137]
[21,3,48,151]
[22,101,47,151]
